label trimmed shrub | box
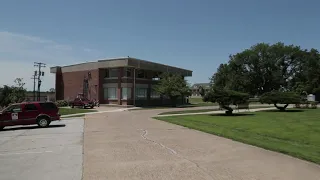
[56,100,69,107]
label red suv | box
[71,98,94,109]
[0,102,61,130]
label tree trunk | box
[274,104,288,111]
[221,104,233,115]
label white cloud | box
[0,31,103,91]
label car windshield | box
[2,104,21,112]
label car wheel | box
[0,126,4,130]
[83,105,86,109]
[71,104,74,108]
[37,117,51,128]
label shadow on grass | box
[136,104,199,109]
[261,109,305,113]
[2,124,66,131]
[210,113,255,117]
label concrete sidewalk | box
[82,107,320,180]
[60,107,140,118]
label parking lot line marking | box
[0,151,53,156]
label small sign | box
[11,113,18,120]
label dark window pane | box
[137,70,146,78]
[25,104,38,111]
[40,102,58,110]
[124,68,132,77]
[105,68,118,78]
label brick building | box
[50,57,192,106]
[191,83,210,97]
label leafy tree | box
[259,91,301,111]
[0,85,14,107]
[0,78,27,107]
[153,73,191,107]
[49,88,55,92]
[10,78,26,103]
[211,42,320,96]
[198,86,205,97]
[202,88,249,115]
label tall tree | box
[211,42,320,96]
[153,73,191,106]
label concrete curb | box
[60,107,140,118]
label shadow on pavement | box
[2,124,66,131]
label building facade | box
[50,57,192,106]
[25,91,55,102]
[191,83,210,97]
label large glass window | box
[104,88,117,99]
[122,88,132,99]
[107,88,117,99]
[151,89,160,99]
[136,88,147,99]
[105,68,119,78]
[103,88,108,100]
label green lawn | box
[189,97,216,105]
[158,105,273,115]
[188,97,261,106]
[59,108,96,116]
[159,109,218,115]
[155,109,320,164]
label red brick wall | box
[60,69,99,101]
[55,68,167,106]
[55,67,64,100]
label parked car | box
[0,101,61,130]
[70,98,94,109]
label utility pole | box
[31,72,37,101]
[34,62,46,101]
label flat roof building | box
[50,57,192,106]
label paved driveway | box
[0,118,83,180]
[83,109,320,180]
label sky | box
[0,0,320,91]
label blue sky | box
[0,0,319,90]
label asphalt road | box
[0,118,83,180]
[84,109,320,180]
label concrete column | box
[117,67,123,105]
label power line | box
[34,62,46,101]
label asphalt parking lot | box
[0,118,84,180]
